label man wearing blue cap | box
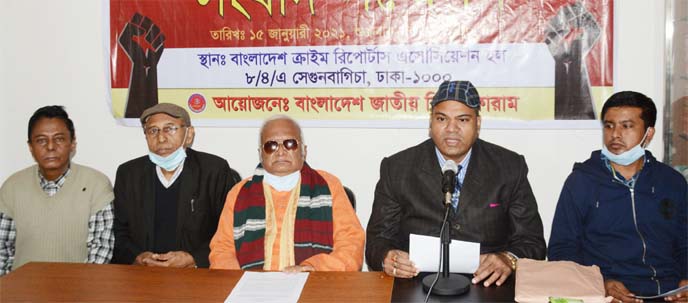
[366,81,546,287]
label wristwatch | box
[502,252,518,271]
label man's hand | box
[282,265,314,273]
[472,253,513,287]
[604,279,641,303]
[665,279,688,302]
[383,249,418,279]
[143,251,196,268]
[133,251,155,266]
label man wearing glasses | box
[209,115,364,272]
[0,105,114,275]
[112,103,240,268]
[366,81,546,286]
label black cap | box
[431,80,481,109]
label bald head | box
[260,115,304,145]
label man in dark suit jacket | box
[112,103,240,268]
[366,81,546,287]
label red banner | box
[109,0,614,126]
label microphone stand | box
[421,202,471,296]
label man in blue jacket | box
[549,91,687,302]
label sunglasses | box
[262,139,299,154]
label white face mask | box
[601,129,649,166]
[263,170,300,191]
[148,128,188,171]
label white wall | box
[0,0,666,245]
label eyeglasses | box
[262,139,299,154]
[144,125,185,137]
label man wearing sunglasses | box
[112,103,241,268]
[209,115,365,272]
[366,80,546,287]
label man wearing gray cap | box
[112,103,241,268]
[366,81,546,287]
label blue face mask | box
[601,129,649,166]
[148,128,188,171]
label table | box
[392,272,515,302]
[0,262,394,302]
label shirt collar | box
[156,162,185,188]
[600,152,644,187]
[435,147,472,183]
[39,166,71,196]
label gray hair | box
[258,114,305,151]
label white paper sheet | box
[225,271,309,303]
[409,233,480,274]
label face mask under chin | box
[148,128,189,171]
[601,129,649,166]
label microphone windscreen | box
[442,159,458,174]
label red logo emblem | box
[188,94,206,113]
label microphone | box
[422,158,470,297]
[441,160,458,207]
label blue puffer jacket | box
[548,150,687,296]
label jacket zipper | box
[629,187,660,294]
